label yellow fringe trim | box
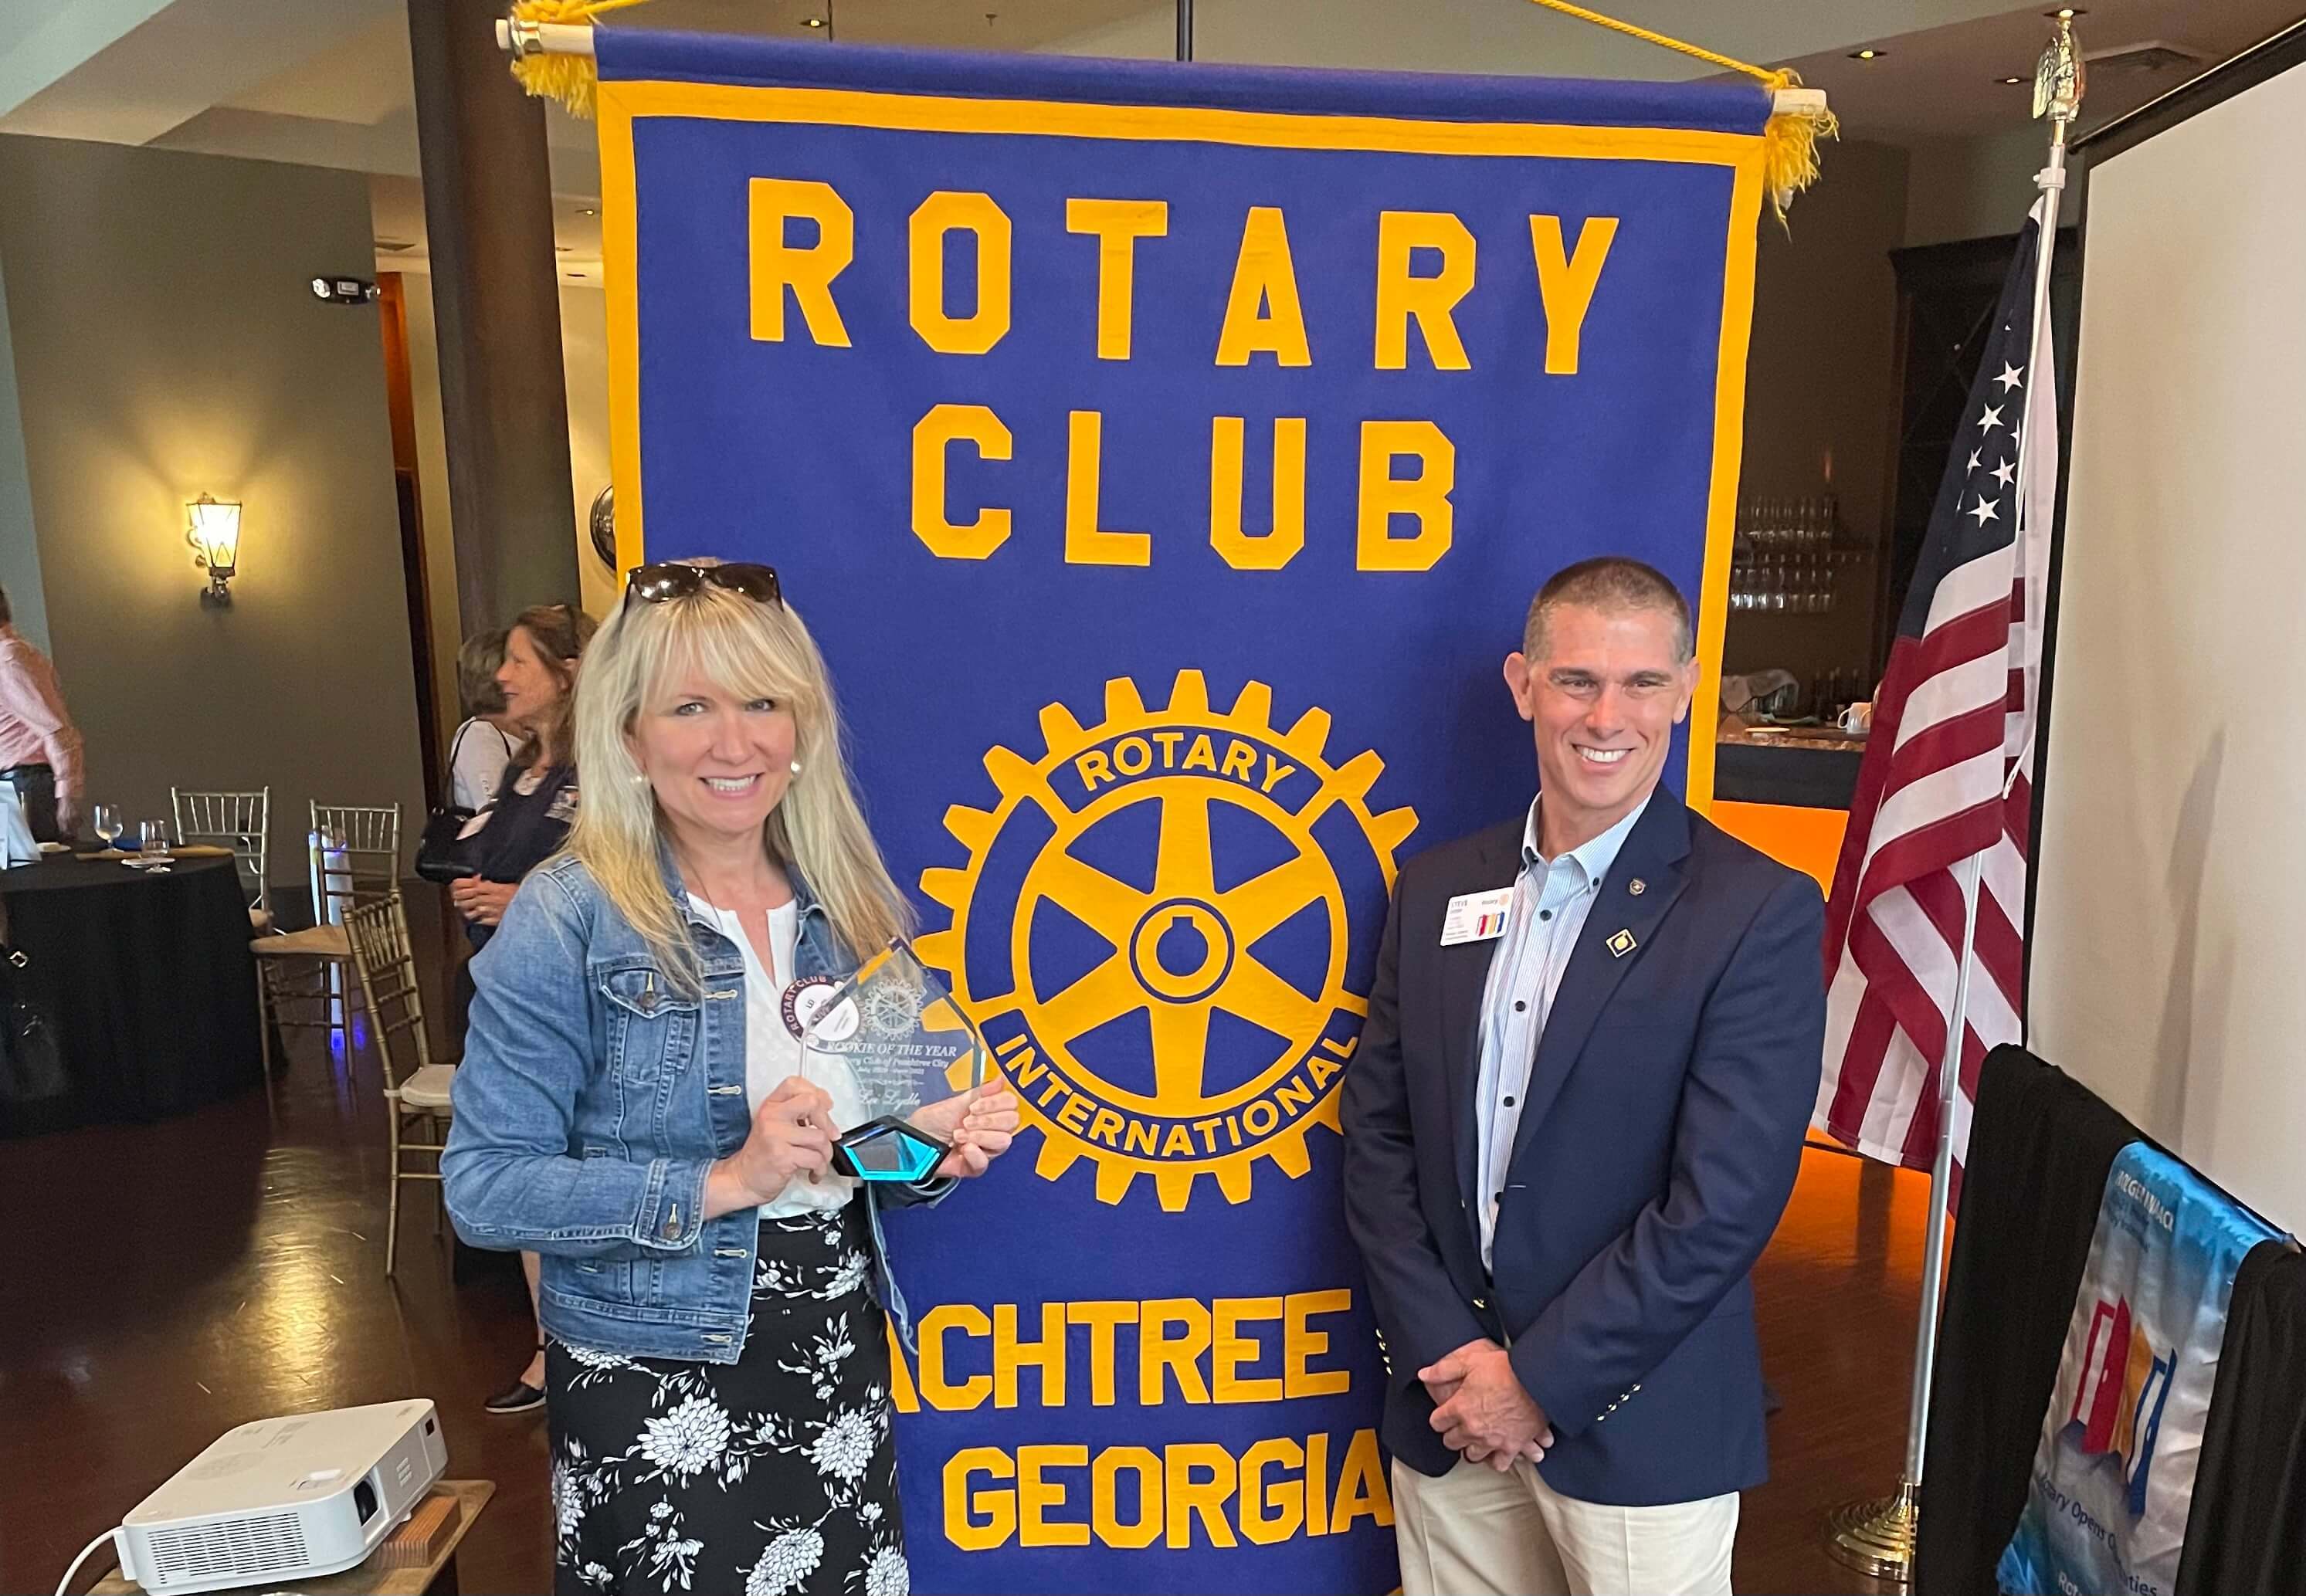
[507,0,655,120]
[1519,0,1836,219]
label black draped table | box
[0,854,263,1137]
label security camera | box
[310,276,379,304]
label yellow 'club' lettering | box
[1357,419,1456,572]
[1209,416,1308,571]
[911,402,1012,559]
[1065,410,1151,566]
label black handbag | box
[415,805,480,883]
[0,944,64,1104]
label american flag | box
[1814,209,2057,1202]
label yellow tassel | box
[506,0,656,120]
[511,49,601,119]
[1517,0,1836,221]
[1758,69,1840,224]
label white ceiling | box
[3,0,2302,271]
[1769,0,2305,143]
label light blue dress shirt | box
[1473,793,1652,1269]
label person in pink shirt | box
[0,585,83,842]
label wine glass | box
[93,804,123,851]
[139,819,171,861]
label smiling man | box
[1342,557,1826,1596]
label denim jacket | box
[442,846,948,1363]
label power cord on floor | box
[55,1528,117,1596]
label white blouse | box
[691,896,861,1219]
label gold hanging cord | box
[1517,0,1836,214]
[500,0,1834,212]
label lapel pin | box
[1606,928,1637,958]
[1627,878,1646,896]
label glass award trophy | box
[800,939,991,1182]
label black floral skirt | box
[546,1204,907,1596]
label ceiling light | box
[1850,47,1885,61]
[2000,75,2026,84]
[802,15,825,25]
[577,206,596,216]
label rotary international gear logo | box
[916,671,1416,1211]
[860,971,926,1039]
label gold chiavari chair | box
[250,801,403,1078]
[170,786,272,930]
[344,893,456,1277]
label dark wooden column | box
[407,0,578,632]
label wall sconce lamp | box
[186,495,242,605]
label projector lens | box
[354,1478,378,1523]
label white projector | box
[113,1400,448,1594]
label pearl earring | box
[789,760,804,777]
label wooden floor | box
[2,905,1922,1596]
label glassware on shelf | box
[1728,491,1854,616]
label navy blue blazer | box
[1341,788,1826,1506]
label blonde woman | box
[443,561,1018,1596]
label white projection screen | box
[2031,55,2306,1232]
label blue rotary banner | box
[595,31,1772,1592]
[1999,1145,2278,1596]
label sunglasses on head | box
[622,561,783,612]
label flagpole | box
[1823,11,2082,1584]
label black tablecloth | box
[2175,1239,2306,1596]
[0,854,263,1136]
[1916,1044,2148,1596]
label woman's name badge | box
[1441,888,1515,946]
[782,975,856,1042]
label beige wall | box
[561,282,615,618]
[1904,124,2085,247]
[0,133,426,877]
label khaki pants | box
[1392,1456,1738,1596]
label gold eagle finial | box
[2033,10,2085,127]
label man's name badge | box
[782,975,853,1042]
[1441,888,1515,947]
